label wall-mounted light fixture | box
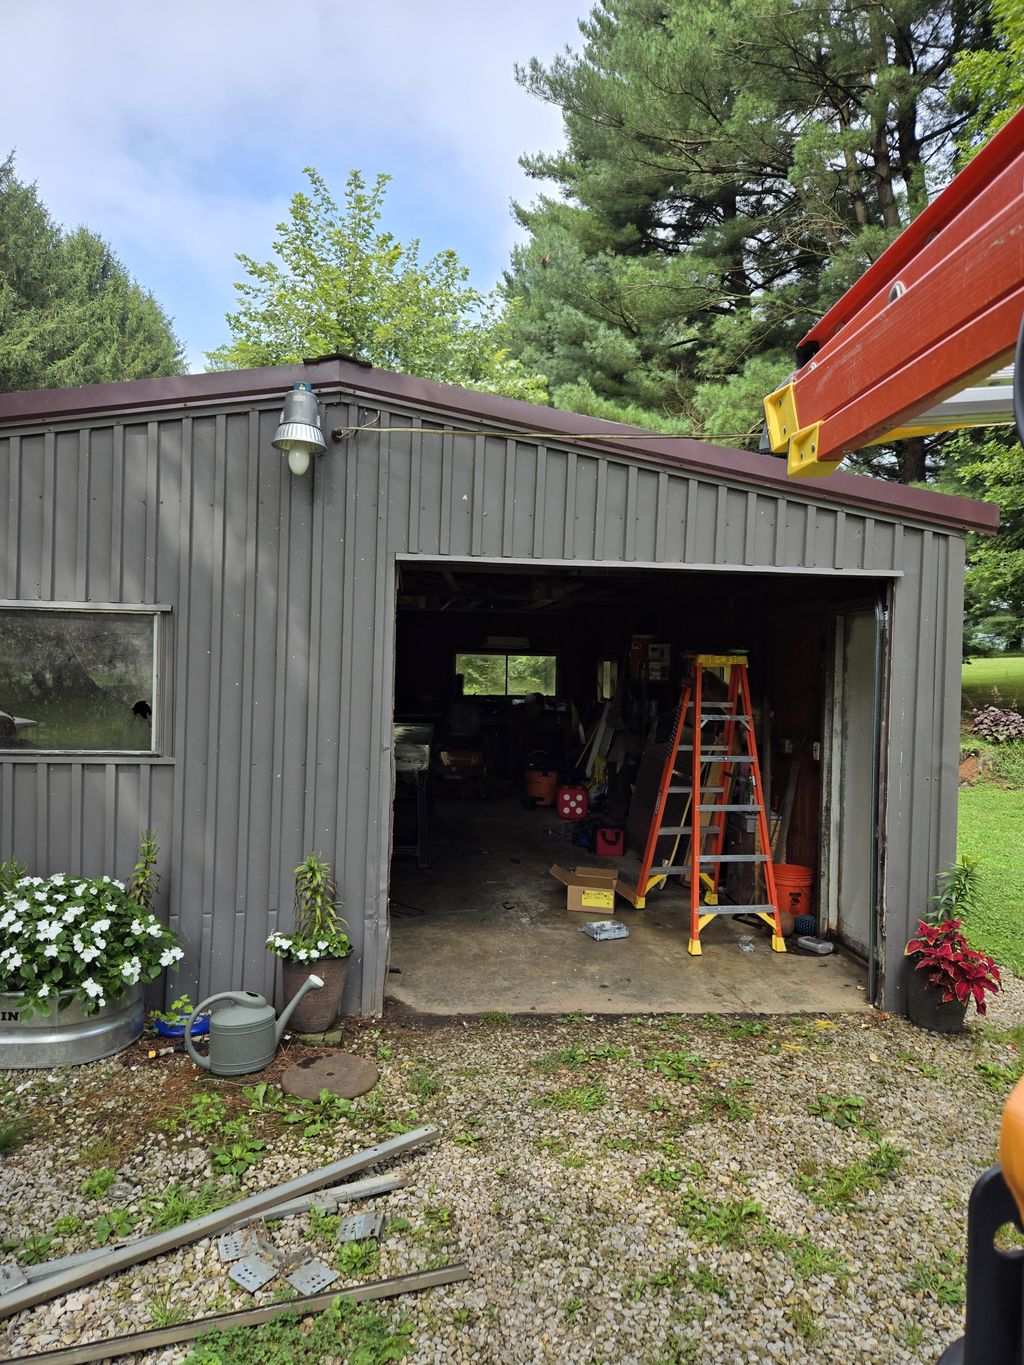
[272,382,326,476]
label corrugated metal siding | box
[0,393,963,1012]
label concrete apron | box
[387,797,869,1017]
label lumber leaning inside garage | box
[0,359,997,1016]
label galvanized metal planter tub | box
[0,984,143,1069]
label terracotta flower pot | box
[905,960,968,1033]
[281,956,349,1033]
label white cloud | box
[0,0,583,366]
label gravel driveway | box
[2,980,1023,1365]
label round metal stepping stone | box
[281,1053,380,1100]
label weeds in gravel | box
[976,1058,1023,1091]
[908,1251,966,1307]
[80,1167,118,1199]
[334,1238,380,1278]
[242,1081,288,1113]
[788,1236,850,1289]
[643,1164,686,1191]
[563,1295,586,1321]
[160,1092,228,1135]
[796,1141,907,1208]
[148,1292,188,1328]
[901,1322,925,1349]
[92,1209,136,1244]
[409,1069,441,1099]
[536,1083,606,1113]
[281,1089,354,1136]
[478,1011,510,1026]
[209,1122,266,1177]
[644,1050,705,1083]
[700,1079,756,1122]
[0,1116,32,1154]
[16,1235,54,1264]
[142,1182,233,1230]
[788,1301,823,1345]
[675,1189,763,1246]
[52,1215,85,1237]
[807,1092,878,1137]
[183,1297,412,1365]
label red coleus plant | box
[904,917,1001,1015]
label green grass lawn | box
[958,782,1024,976]
[962,654,1024,711]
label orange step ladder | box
[619,654,786,956]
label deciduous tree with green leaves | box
[207,168,548,403]
[0,154,184,392]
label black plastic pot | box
[905,959,968,1033]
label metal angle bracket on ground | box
[336,1211,386,1243]
[228,1255,278,1293]
[0,1263,471,1365]
[285,1258,340,1294]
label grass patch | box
[183,1297,411,1364]
[907,1250,966,1307]
[0,1116,32,1154]
[676,1189,763,1246]
[962,655,1024,710]
[536,1083,606,1113]
[958,783,1024,974]
[796,1142,907,1208]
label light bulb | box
[287,445,311,477]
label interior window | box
[0,608,158,752]
[455,652,556,697]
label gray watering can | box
[184,975,323,1076]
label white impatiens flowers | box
[0,870,184,1017]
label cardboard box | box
[549,864,618,914]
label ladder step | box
[667,785,724,794]
[677,744,729,752]
[698,853,769,863]
[698,904,779,916]
[702,756,756,764]
[656,826,692,835]
[653,865,693,875]
[714,804,763,812]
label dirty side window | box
[0,608,157,752]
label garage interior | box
[386,562,877,1016]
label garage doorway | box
[385,560,877,1016]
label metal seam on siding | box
[70,762,83,869]
[594,461,608,560]
[36,762,47,869]
[364,428,393,1013]
[802,502,816,565]
[893,522,904,572]
[268,440,292,910]
[713,485,727,563]
[563,450,577,559]
[532,446,548,558]
[104,764,117,873]
[407,417,421,555]
[234,411,260,971]
[199,413,228,992]
[625,465,638,561]
[41,430,55,599]
[337,413,360,964]
[833,509,846,571]
[0,764,12,859]
[861,517,874,570]
[908,529,932,913]
[743,492,757,568]
[655,472,668,562]
[5,436,19,597]
[303,444,328,843]
[684,479,698,563]
[75,431,90,599]
[170,416,193,951]
[145,422,159,602]
[501,440,515,557]
[471,435,485,556]
[111,425,125,599]
[439,430,453,555]
[772,496,787,566]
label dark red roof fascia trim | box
[0,360,998,535]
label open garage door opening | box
[385,560,884,1017]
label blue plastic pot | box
[153,1013,210,1039]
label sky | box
[1,0,586,372]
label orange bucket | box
[773,863,813,917]
[525,768,558,806]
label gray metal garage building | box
[0,359,997,1015]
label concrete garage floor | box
[387,797,869,1016]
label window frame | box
[0,601,168,757]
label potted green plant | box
[0,833,185,1067]
[151,993,210,1040]
[266,852,351,1033]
